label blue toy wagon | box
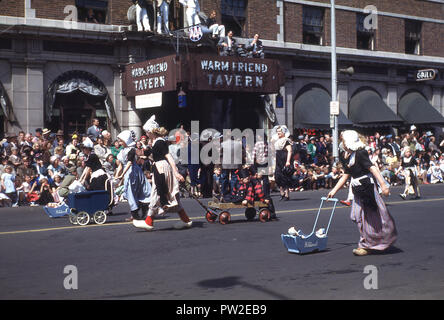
[67,190,112,226]
[281,197,338,254]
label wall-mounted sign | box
[415,69,438,81]
[123,54,285,97]
[123,55,177,97]
[185,55,284,94]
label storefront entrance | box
[45,70,118,138]
[48,90,107,138]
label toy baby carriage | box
[281,197,338,254]
[67,190,112,226]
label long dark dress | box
[342,149,397,250]
[274,138,293,189]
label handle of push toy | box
[321,197,339,202]
[311,197,339,235]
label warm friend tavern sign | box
[123,54,284,97]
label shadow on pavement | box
[197,276,291,300]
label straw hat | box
[42,128,51,135]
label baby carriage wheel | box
[206,211,218,223]
[93,211,107,225]
[259,208,271,223]
[69,213,78,225]
[245,208,256,221]
[219,211,231,225]
[68,208,78,225]
[76,211,90,226]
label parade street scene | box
[1,184,444,300]
[1,0,444,304]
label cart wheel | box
[219,211,231,225]
[206,211,218,223]
[93,211,107,225]
[68,213,78,225]
[245,207,256,221]
[76,211,90,226]
[259,208,271,223]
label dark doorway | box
[49,91,108,138]
[138,91,264,134]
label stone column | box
[275,83,288,128]
[337,82,348,117]
[387,85,398,114]
[432,86,442,114]
[127,97,143,139]
[10,60,45,134]
[110,65,124,139]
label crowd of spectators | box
[282,128,444,194]
[1,121,443,208]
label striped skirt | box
[148,159,183,216]
[350,186,397,250]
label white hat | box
[271,125,290,141]
[143,115,159,133]
[341,130,365,151]
[410,125,417,131]
[402,146,411,155]
[200,128,221,141]
[117,130,136,147]
[81,137,94,149]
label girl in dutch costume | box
[79,137,115,209]
[327,130,397,256]
[396,146,421,200]
[272,125,293,201]
[133,116,193,231]
[115,130,151,222]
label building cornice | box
[261,39,444,68]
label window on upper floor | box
[76,0,108,24]
[405,19,422,55]
[221,0,248,37]
[356,13,375,50]
[302,6,324,45]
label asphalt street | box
[1,184,444,300]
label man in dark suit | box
[246,33,264,59]
[218,30,238,56]
[86,118,101,141]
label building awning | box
[293,86,353,129]
[349,89,404,127]
[398,91,444,125]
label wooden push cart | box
[206,201,273,225]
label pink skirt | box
[350,186,397,250]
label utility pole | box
[330,0,339,163]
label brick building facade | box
[1,0,444,137]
